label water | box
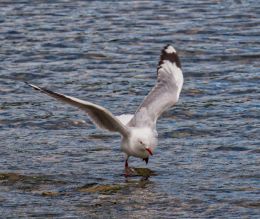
[0,0,259,218]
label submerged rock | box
[125,167,156,178]
[0,172,66,192]
[0,173,26,184]
[41,191,61,197]
[78,184,124,194]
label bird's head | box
[129,127,157,157]
[138,139,153,156]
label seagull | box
[26,44,183,171]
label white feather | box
[116,114,134,125]
[165,45,176,53]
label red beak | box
[145,148,153,156]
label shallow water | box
[0,0,259,218]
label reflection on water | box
[0,0,259,218]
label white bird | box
[26,44,183,171]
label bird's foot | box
[124,167,131,177]
[124,171,129,177]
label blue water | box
[0,1,259,218]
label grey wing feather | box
[26,82,129,137]
[129,45,184,128]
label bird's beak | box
[145,148,153,156]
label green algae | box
[78,184,124,194]
[0,172,66,192]
[125,167,157,178]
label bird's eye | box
[139,140,144,145]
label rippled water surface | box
[0,1,259,218]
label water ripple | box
[0,0,259,218]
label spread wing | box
[128,45,184,128]
[26,82,129,137]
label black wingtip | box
[25,82,68,101]
[24,81,30,86]
[25,81,42,91]
[158,44,181,69]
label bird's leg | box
[125,159,128,168]
[124,154,129,168]
[124,156,129,177]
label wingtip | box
[164,44,176,54]
[25,81,42,91]
[158,44,181,69]
[24,81,30,86]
